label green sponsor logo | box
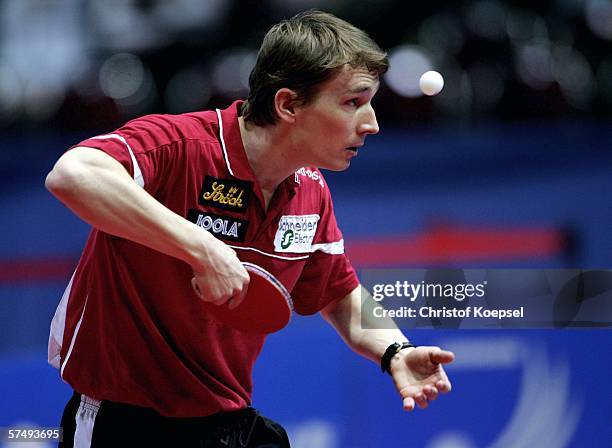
[280,230,294,249]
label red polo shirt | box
[48,101,359,417]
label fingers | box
[402,391,438,411]
[436,379,452,394]
[191,259,250,306]
[414,393,429,409]
[402,394,428,411]
[413,386,438,409]
[191,278,203,299]
[429,348,455,365]
[192,279,250,307]
[397,346,454,412]
[399,385,440,412]
[191,278,233,305]
[402,397,415,411]
[190,239,250,305]
[228,281,249,310]
[401,381,451,411]
[423,385,438,401]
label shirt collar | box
[216,100,256,182]
[216,100,299,196]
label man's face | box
[291,65,380,171]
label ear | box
[273,88,299,124]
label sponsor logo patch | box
[294,167,325,188]
[274,214,320,253]
[199,176,252,213]
[187,209,248,242]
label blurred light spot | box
[23,77,65,121]
[465,1,507,40]
[507,11,548,44]
[0,63,22,122]
[517,40,555,89]
[441,338,522,368]
[269,0,330,12]
[89,0,165,50]
[0,3,82,78]
[506,9,537,42]
[547,19,575,47]
[532,16,550,39]
[114,66,157,117]
[435,66,473,118]
[73,68,105,103]
[554,48,596,109]
[585,0,612,40]
[165,67,211,113]
[288,419,337,448]
[418,13,465,55]
[595,57,612,104]
[154,0,228,31]
[385,46,434,98]
[427,432,477,448]
[557,0,588,16]
[99,53,145,100]
[211,48,257,97]
[467,62,505,111]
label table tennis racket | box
[195,262,293,334]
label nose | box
[359,104,379,136]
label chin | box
[320,160,351,171]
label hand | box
[190,236,249,310]
[390,346,454,411]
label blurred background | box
[1,0,611,447]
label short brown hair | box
[241,10,388,126]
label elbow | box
[44,167,64,195]
[45,155,85,199]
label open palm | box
[390,346,455,411]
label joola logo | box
[274,215,320,253]
[187,210,248,242]
[199,176,252,213]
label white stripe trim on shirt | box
[216,109,235,176]
[310,239,345,255]
[60,295,89,378]
[229,240,345,259]
[48,268,77,369]
[90,133,145,187]
[228,245,310,261]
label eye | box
[346,98,360,107]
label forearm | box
[321,284,410,364]
[45,147,211,269]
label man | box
[46,9,454,448]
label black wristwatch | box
[381,341,416,374]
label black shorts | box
[59,392,290,448]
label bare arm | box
[45,146,248,304]
[320,284,409,363]
[321,284,454,411]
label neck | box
[238,117,302,192]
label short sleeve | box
[290,185,359,315]
[69,114,190,194]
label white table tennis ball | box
[419,71,444,96]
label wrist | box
[182,223,217,270]
[381,341,416,375]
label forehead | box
[320,65,380,95]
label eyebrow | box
[344,83,380,95]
